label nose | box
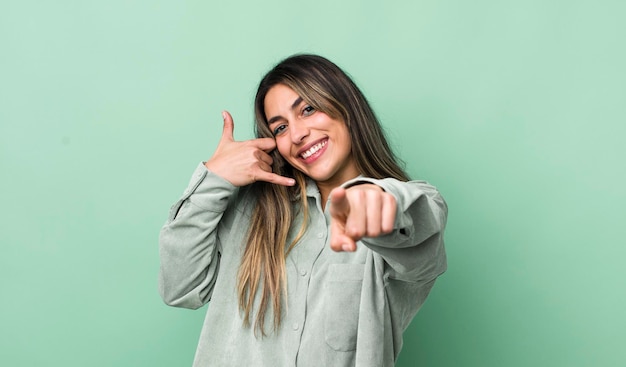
[290,119,310,144]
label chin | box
[302,169,336,183]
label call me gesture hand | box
[204,111,295,187]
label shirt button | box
[300,269,307,276]
[292,322,299,331]
[317,233,324,239]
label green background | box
[2,0,624,366]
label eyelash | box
[272,125,286,136]
[302,105,315,116]
[271,105,316,136]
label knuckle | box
[348,226,364,238]
[368,229,381,237]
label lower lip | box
[300,140,328,164]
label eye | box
[272,124,287,136]
[302,105,315,117]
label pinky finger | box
[255,170,296,186]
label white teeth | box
[301,140,327,159]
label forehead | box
[264,84,301,114]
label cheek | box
[337,126,352,148]
[275,138,293,161]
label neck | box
[318,184,332,211]
[316,174,359,211]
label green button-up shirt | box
[159,163,447,367]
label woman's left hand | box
[329,184,397,252]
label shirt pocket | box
[324,263,365,352]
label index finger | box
[329,187,350,220]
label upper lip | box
[296,137,328,158]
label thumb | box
[220,110,234,142]
[329,187,350,220]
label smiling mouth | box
[300,139,328,159]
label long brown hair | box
[238,54,409,335]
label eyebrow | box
[267,96,303,126]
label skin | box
[205,84,397,252]
[204,110,295,187]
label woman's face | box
[264,84,359,187]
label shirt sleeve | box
[158,162,238,309]
[341,177,448,283]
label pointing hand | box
[329,185,397,252]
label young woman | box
[159,54,447,367]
